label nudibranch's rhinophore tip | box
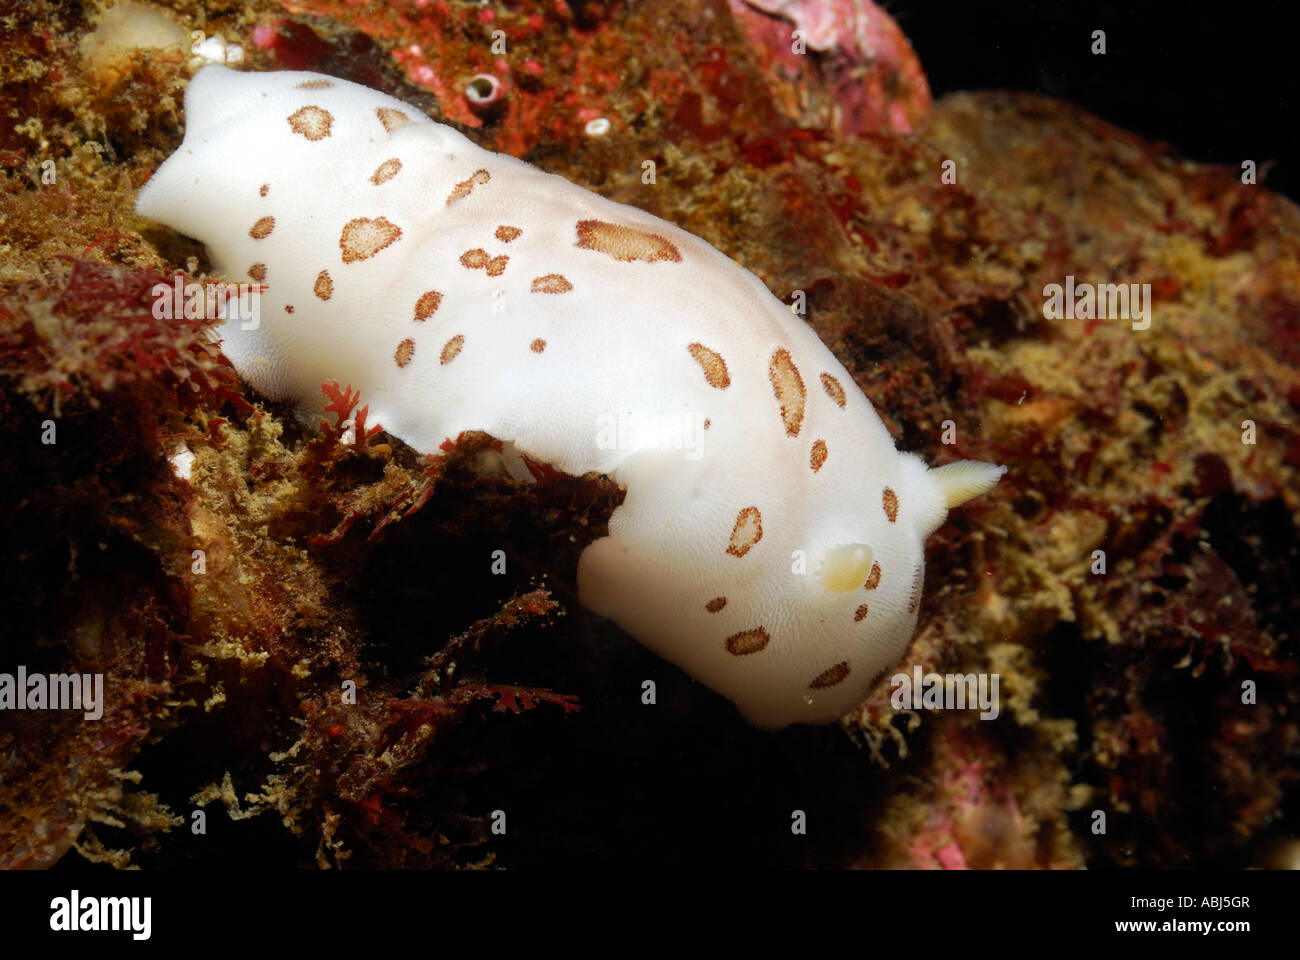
[135,65,1007,728]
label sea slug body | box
[135,65,1006,728]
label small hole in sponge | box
[465,74,502,106]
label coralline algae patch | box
[725,0,932,135]
[260,0,925,159]
[269,0,634,153]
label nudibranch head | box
[134,65,1006,729]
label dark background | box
[900,0,1297,201]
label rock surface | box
[0,0,1295,868]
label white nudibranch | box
[135,65,1007,728]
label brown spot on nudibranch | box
[908,566,924,614]
[284,305,294,314]
[688,343,730,389]
[882,487,899,523]
[495,225,522,242]
[726,506,763,558]
[296,79,333,90]
[249,216,275,240]
[725,627,770,656]
[863,561,881,591]
[376,107,410,132]
[340,217,402,263]
[414,290,442,321]
[820,372,846,409]
[447,169,490,204]
[768,348,806,437]
[258,183,269,197]
[288,105,333,141]
[461,249,507,276]
[810,439,828,472]
[370,158,402,185]
[809,661,850,689]
[247,263,267,282]
[575,219,682,263]
[854,604,869,622]
[394,338,415,368]
[530,338,546,353]
[531,274,572,293]
[440,334,464,365]
[314,270,333,301]
[705,597,727,613]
